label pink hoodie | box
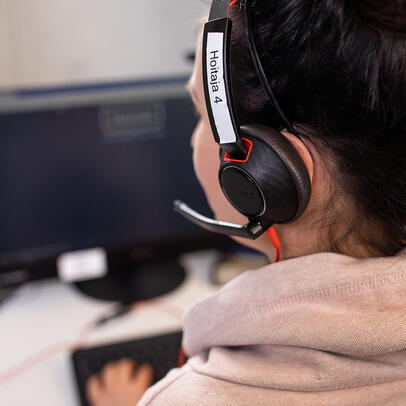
[139,248,406,405]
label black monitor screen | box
[0,79,216,272]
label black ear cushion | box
[240,124,311,222]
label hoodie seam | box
[198,269,406,346]
[188,363,406,393]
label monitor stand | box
[73,257,186,303]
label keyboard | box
[71,331,183,406]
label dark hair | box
[229,0,406,256]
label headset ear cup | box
[240,124,311,222]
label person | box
[86,0,406,405]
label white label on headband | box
[206,32,237,144]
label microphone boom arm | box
[173,200,272,240]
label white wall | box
[0,0,14,87]
[0,0,208,90]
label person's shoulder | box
[140,363,272,406]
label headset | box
[174,0,311,242]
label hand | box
[86,359,154,406]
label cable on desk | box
[0,299,184,385]
[0,321,94,385]
[0,283,27,308]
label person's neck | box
[268,222,381,262]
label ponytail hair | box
[229,0,406,256]
[353,0,406,37]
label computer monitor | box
[0,77,230,302]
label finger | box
[132,364,154,389]
[100,361,122,387]
[86,375,104,406]
[116,358,137,382]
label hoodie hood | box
[182,248,406,392]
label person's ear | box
[281,131,314,183]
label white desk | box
[0,251,220,406]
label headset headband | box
[174,1,309,240]
[202,0,298,156]
[202,0,247,156]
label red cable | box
[229,0,238,9]
[267,226,281,263]
[275,246,280,263]
[178,346,186,367]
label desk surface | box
[0,251,220,406]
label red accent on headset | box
[224,138,253,163]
